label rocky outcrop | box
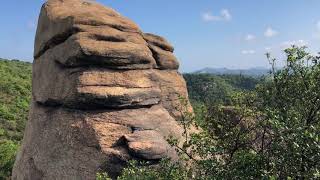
[12,0,194,179]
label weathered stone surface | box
[87,105,184,139]
[32,53,186,111]
[152,70,193,119]
[13,103,127,179]
[13,0,195,179]
[32,55,161,108]
[13,104,182,179]
[42,32,156,69]
[34,0,141,58]
[34,0,156,69]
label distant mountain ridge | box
[194,67,271,76]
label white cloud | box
[264,27,278,38]
[202,9,232,22]
[221,9,232,21]
[281,40,308,49]
[245,34,256,41]
[202,12,221,21]
[241,50,256,55]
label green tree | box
[257,46,320,178]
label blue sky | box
[1,0,320,72]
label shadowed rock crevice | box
[90,34,127,42]
[36,98,63,107]
[13,0,195,179]
[63,54,155,69]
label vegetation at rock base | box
[1,46,320,179]
[97,160,188,180]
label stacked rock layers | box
[13,0,193,179]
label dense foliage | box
[0,59,31,179]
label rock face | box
[12,0,193,179]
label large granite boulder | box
[12,0,194,179]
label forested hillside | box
[184,73,261,104]
[0,59,31,179]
